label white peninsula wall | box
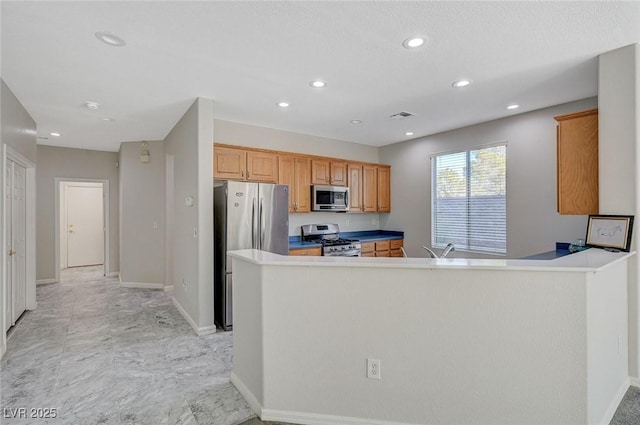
[229,249,632,425]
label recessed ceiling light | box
[350,120,362,124]
[452,79,471,88]
[309,80,326,88]
[507,104,520,110]
[405,132,414,136]
[95,31,126,47]
[84,101,100,110]
[50,132,61,137]
[277,102,290,108]
[402,36,426,49]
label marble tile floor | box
[1,266,256,425]
[2,266,639,425]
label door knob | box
[8,250,15,256]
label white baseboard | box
[36,278,56,285]
[231,372,263,416]
[164,285,174,294]
[170,296,217,336]
[107,271,120,277]
[598,377,631,425]
[120,281,164,289]
[231,372,415,425]
[631,376,640,388]
[261,409,417,425]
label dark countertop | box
[521,242,576,260]
[289,230,404,250]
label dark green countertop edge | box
[289,230,404,250]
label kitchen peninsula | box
[228,248,633,425]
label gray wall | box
[1,80,37,164]
[164,98,214,330]
[36,145,119,280]
[379,97,598,259]
[598,44,639,378]
[1,78,37,358]
[214,119,382,235]
[119,141,165,284]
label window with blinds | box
[431,144,506,255]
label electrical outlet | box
[344,219,350,227]
[367,358,381,379]
[182,278,187,291]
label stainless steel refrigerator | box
[214,180,289,330]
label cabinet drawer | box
[375,240,389,251]
[390,239,403,250]
[361,242,375,253]
[289,247,321,256]
[375,251,390,257]
[361,252,375,258]
[390,249,403,257]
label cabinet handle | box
[241,170,245,178]
[247,171,250,178]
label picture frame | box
[585,214,634,252]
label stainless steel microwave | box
[311,185,349,212]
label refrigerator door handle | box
[251,198,257,248]
[259,197,264,248]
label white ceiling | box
[2,1,639,152]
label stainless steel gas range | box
[301,223,361,257]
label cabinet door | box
[278,155,296,212]
[555,109,598,215]
[330,161,347,186]
[362,165,378,212]
[377,166,391,212]
[347,164,363,212]
[214,146,246,180]
[311,160,331,185]
[247,151,278,183]
[289,247,322,256]
[294,157,311,212]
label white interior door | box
[4,158,27,328]
[11,161,26,323]
[4,158,13,331]
[66,185,104,267]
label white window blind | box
[431,144,506,254]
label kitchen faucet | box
[422,243,455,258]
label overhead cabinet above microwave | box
[213,143,391,213]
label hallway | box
[0,267,254,424]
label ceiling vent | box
[389,111,414,120]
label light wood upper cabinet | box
[214,143,390,213]
[214,146,247,180]
[347,164,363,212]
[246,151,278,182]
[363,165,378,212]
[278,155,310,213]
[311,159,330,185]
[311,159,347,186]
[214,146,277,183]
[376,166,391,212]
[555,109,598,215]
[330,161,347,186]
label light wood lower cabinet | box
[289,247,322,256]
[390,239,404,257]
[360,239,403,257]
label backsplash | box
[289,212,380,236]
